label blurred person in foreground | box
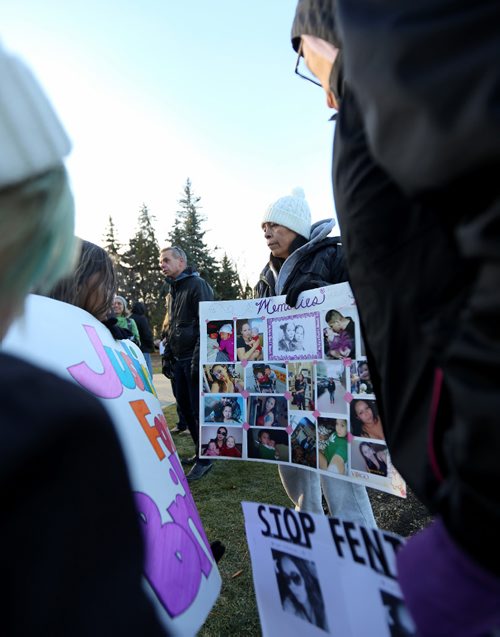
[0,43,166,636]
[291,1,500,635]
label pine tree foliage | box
[213,253,243,300]
[103,215,127,293]
[122,204,163,329]
[166,179,220,287]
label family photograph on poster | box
[203,395,245,424]
[206,319,235,362]
[322,307,356,360]
[200,425,243,458]
[248,395,288,428]
[247,428,289,462]
[268,313,322,361]
[245,362,287,393]
[198,284,406,498]
[236,318,265,361]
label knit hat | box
[262,187,311,239]
[114,295,128,311]
[219,323,233,334]
[0,43,71,189]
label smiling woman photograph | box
[236,319,263,361]
[254,187,375,528]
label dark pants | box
[172,358,209,464]
[169,378,188,430]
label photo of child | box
[323,308,356,359]
[236,319,264,362]
[203,396,244,424]
[247,428,289,462]
[318,417,348,475]
[290,414,317,468]
[206,320,235,362]
[350,360,374,395]
[248,395,288,428]
[200,425,243,459]
[245,363,287,394]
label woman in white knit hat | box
[255,187,375,527]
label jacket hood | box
[276,218,336,294]
[131,301,146,315]
[165,267,199,286]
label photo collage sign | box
[198,283,406,497]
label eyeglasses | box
[284,571,303,586]
[294,42,322,87]
[217,430,227,436]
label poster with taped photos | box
[198,283,406,497]
[242,502,417,637]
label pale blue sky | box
[2,1,337,285]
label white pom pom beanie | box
[261,187,311,239]
[0,42,71,189]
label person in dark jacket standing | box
[160,246,214,481]
[255,187,375,527]
[131,301,155,376]
[291,2,500,635]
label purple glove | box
[397,518,500,637]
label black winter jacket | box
[1,353,166,636]
[131,302,154,353]
[164,268,214,361]
[254,219,347,298]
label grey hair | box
[161,245,187,263]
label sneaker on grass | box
[187,461,213,482]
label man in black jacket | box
[160,246,214,481]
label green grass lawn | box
[164,404,290,636]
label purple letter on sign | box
[67,325,122,398]
[135,492,207,617]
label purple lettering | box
[135,492,203,617]
[67,325,122,398]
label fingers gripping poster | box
[199,283,406,497]
[4,294,221,636]
[242,502,417,637]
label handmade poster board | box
[198,284,406,497]
[4,294,220,636]
[243,502,416,637]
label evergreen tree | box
[122,204,163,332]
[242,280,254,299]
[212,253,243,300]
[166,179,219,287]
[103,215,127,293]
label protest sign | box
[243,502,416,637]
[199,283,406,497]
[4,294,220,636]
